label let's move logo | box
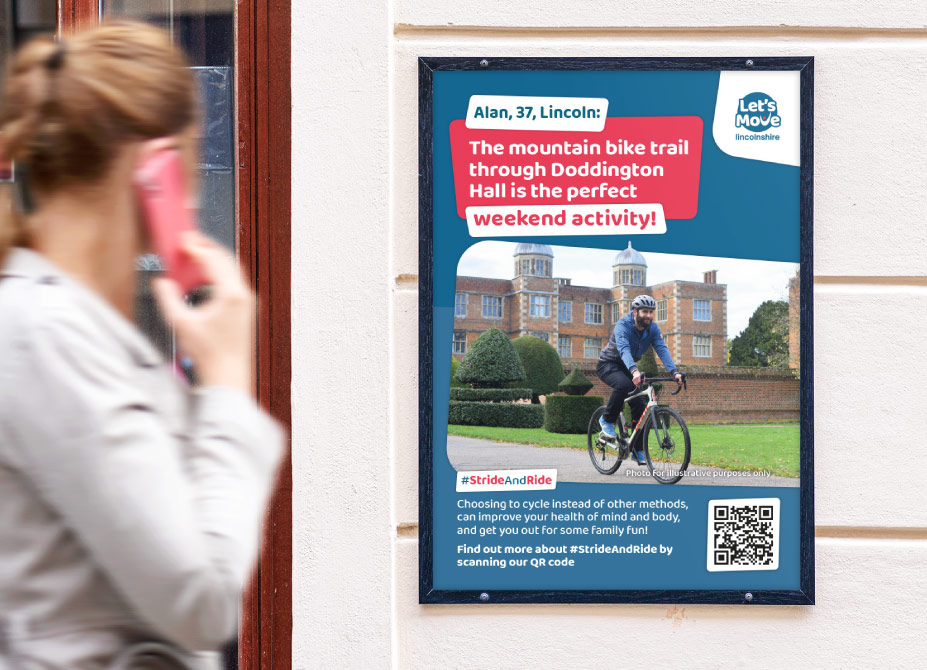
[734,92,781,133]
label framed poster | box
[419,57,813,605]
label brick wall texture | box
[568,362,799,424]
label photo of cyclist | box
[596,294,684,465]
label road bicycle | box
[586,375,690,484]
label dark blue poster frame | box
[419,57,814,605]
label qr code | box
[707,498,780,572]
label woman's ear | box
[133,136,178,173]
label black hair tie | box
[46,43,66,71]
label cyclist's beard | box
[635,313,652,329]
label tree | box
[635,346,659,377]
[455,328,526,388]
[512,335,565,403]
[728,300,790,368]
[450,357,465,388]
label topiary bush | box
[512,335,565,403]
[450,387,532,402]
[449,400,544,428]
[544,395,605,434]
[455,328,526,388]
[558,368,593,396]
[635,346,659,377]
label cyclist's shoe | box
[634,449,647,466]
[599,416,618,439]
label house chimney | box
[703,270,717,284]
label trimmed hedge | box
[558,368,592,396]
[512,335,565,402]
[456,328,526,388]
[450,387,532,402]
[449,400,544,428]
[544,395,605,434]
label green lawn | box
[447,423,800,478]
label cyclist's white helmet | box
[631,295,657,310]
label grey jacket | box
[0,249,283,669]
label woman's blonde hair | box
[0,21,197,262]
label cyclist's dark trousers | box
[596,359,646,428]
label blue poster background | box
[430,69,800,591]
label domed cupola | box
[513,243,554,278]
[612,241,647,287]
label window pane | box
[453,332,467,354]
[585,303,602,324]
[693,336,711,357]
[102,3,237,368]
[693,299,711,321]
[482,295,502,318]
[455,293,467,317]
[530,295,550,317]
[105,0,234,67]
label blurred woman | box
[0,22,282,669]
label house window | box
[584,338,602,358]
[453,332,467,354]
[521,259,530,275]
[530,295,550,317]
[693,299,711,321]
[557,336,571,358]
[482,295,503,318]
[613,270,620,286]
[584,303,603,324]
[633,269,642,285]
[657,299,667,322]
[558,300,572,323]
[455,293,467,318]
[530,259,551,277]
[530,332,549,342]
[621,269,631,284]
[610,302,621,323]
[693,335,711,358]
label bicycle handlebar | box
[636,373,687,395]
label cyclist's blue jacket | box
[598,312,678,375]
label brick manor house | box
[454,243,728,367]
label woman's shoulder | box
[0,249,163,382]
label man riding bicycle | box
[596,294,684,465]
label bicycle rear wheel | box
[587,406,622,475]
[644,407,691,485]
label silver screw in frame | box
[745,592,754,602]
[479,592,490,602]
[746,59,754,67]
[480,59,489,67]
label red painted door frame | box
[58,2,292,668]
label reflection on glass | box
[107,1,238,360]
[105,0,234,67]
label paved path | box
[448,435,799,487]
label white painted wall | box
[293,3,927,667]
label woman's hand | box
[152,231,254,394]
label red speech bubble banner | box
[449,116,703,220]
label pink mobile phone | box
[133,148,207,294]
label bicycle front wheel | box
[587,406,622,475]
[644,407,691,485]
